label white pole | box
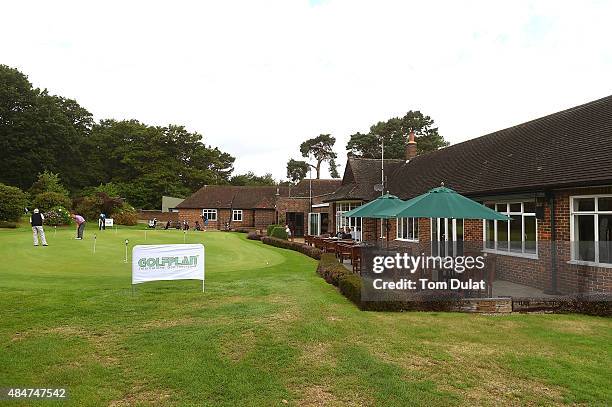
[93,234,97,254]
[380,136,384,240]
[124,239,129,263]
[183,230,186,243]
[54,226,57,238]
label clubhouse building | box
[179,95,612,295]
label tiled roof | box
[324,158,405,202]
[177,179,343,209]
[387,95,612,199]
[289,179,342,198]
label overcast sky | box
[2,0,612,180]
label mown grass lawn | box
[0,225,610,406]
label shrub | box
[247,232,261,241]
[270,226,288,240]
[113,203,138,226]
[33,192,72,213]
[0,183,27,222]
[233,228,251,233]
[267,224,282,236]
[317,253,350,286]
[260,236,323,260]
[0,221,18,228]
[29,171,69,197]
[339,274,362,305]
[73,192,124,220]
[43,206,72,226]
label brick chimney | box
[405,130,417,160]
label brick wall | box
[349,187,612,295]
[137,210,179,222]
[178,208,274,231]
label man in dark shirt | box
[30,208,48,246]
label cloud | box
[2,0,611,180]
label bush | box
[73,192,124,220]
[29,171,69,197]
[43,206,72,226]
[0,183,27,222]
[247,232,262,241]
[317,253,350,286]
[33,192,72,213]
[267,224,282,236]
[113,203,138,226]
[270,226,288,240]
[339,274,362,305]
[0,221,18,228]
[260,236,323,260]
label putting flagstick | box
[124,239,129,263]
[54,226,57,238]
[145,229,147,241]
[183,230,186,243]
[93,234,97,254]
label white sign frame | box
[132,244,205,291]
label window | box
[202,209,217,221]
[232,209,243,222]
[335,201,362,241]
[397,218,419,241]
[484,202,537,257]
[571,196,612,265]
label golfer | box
[71,213,86,240]
[30,208,48,246]
[98,212,106,230]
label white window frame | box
[396,217,419,242]
[569,194,612,267]
[232,209,243,222]
[482,201,538,259]
[308,212,320,236]
[202,209,217,221]
[335,201,362,241]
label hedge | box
[316,253,350,286]
[0,220,18,228]
[266,224,282,236]
[260,236,322,260]
[0,183,27,222]
[270,226,288,240]
[247,232,262,241]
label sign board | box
[132,244,205,288]
[105,218,114,227]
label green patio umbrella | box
[342,194,405,247]
[382,185,509,220]
[342,193,405,219]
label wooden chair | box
[350,245,362,274]
[336,243,353,263]
[304,235,313,246]
[323,240,337,255]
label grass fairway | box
[0,225,611,406]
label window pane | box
[524,216,536,253]
[599,197,612,212]
[496,203,507,213]
[486,203,495,210]
[509,203,521,213]
[497,220,508,251]
[523,202,536,213]
[575,215,595,262]
[485,220,494,249]
[576,198,595,212]
[509,215,522,252]
[599,215,612,264]
[455,219,463,241]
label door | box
[308,213,320,236]
[432,218,464,257]
[287,212,305,237]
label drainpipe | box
[545,191,559,294]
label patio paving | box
[492,279,558,298]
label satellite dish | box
[374,184,384,192]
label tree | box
[85,120,235,209]
[299,134,339,179]
[286,159,309,183]
[0,183,27,221]
[229,172,276,186]
[0,65,94,191]
[29,171,69,197]
[346,110,448,159]
[32,192,72,212]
